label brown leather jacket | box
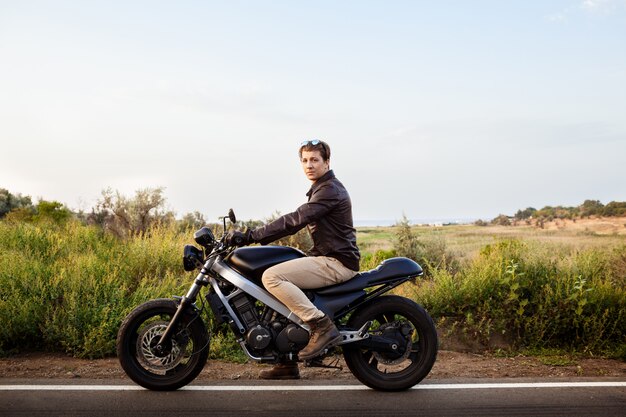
[250,170,360,271]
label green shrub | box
[391,218,460,276]
[0,220,190,357]
[413,239,626,355]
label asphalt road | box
[1,379,625,417]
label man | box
[227,139,360,380]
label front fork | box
[156,260,214,349]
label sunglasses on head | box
[300,140,329,158]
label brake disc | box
[372,321,413,366]
[136,321,186,373]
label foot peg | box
[337,321,371,345]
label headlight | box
[183,245,204,271]
[194,227,215,249]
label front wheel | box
[117,298,209,390]
[343,296,438,391]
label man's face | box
[301,150,330,182]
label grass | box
[357,223,626,262]
[360,222,626,359]
[522,348,578,367]
[0,218,624,360]
[0,220,192,357]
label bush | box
[491,214,511,226]
[392,216,459,276]
[0,220,189,357]
[413,239,626,355]
[34,201,72,224]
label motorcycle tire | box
[343,295,438,391]
[117,298,209,391]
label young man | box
[227,140,360,379]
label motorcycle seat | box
[315,257,423,296]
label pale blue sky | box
[1,1,625,224]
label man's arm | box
[251,184,338,245]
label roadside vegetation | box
[0,188,624,361]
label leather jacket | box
[250,170,360,271]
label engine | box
[229,292,309,355]
[275,323,309,352]
[245,325,272,350]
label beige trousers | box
[262,256,358,322]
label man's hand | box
[225,229,253,247]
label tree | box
[491,214,511,226]
[579,200,604,217]
[0,188,33,218]
[179,211,207,231]
[89,187,174,237]
[394,214,420,259]
[602,201,626,217]
[34,200,71,224]
[514,207,536,220]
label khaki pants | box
[262,256,358,322]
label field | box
[358,216,626,259]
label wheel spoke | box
[376,313,394,324]
[369,356,379,369]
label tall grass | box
[0,220,191,357]
[1,220,624,359]
[402,239,626,357]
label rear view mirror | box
[228,208,237,224]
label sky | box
[1,0,625,225]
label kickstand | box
[305,355,343,370]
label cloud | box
[582,0,610,10]
[546,0,626,22]
[581,0,626,13]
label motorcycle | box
[117,209,438,391]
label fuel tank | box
[224,246,306,287]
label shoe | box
[298,315,342,361]
[259,362,300,380]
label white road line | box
[0,382,624,391]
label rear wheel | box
[117,298,209,390]
[343,296,437,391]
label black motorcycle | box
[117,209,437,391]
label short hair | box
[299,140,330,161]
